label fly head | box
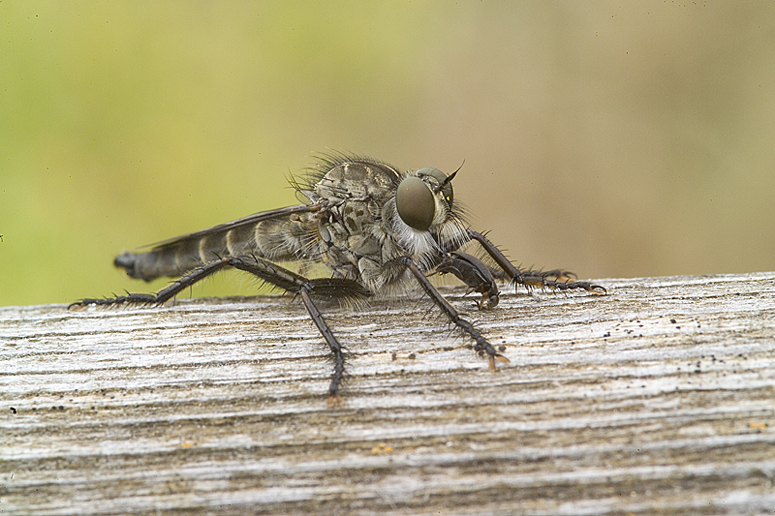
[395,167,456,232]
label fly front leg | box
[436,251,500,309]
[466,229,607,295]
[399,256,509,371]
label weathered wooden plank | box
[1,273,775,515]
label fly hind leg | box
[69,258,233,309]
[71,255,370,404]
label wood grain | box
[2,273,775,515]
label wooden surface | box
[2,272,775,515]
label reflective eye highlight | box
[396,176,435,230]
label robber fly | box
[71,153,605,404]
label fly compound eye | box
[417,167,454,207]
[396,176,435,231]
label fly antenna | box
[444,159,465,185]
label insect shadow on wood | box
[70,152,605,405]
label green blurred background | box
[2,1,774,306]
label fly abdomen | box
[115,247,198,282]
[114,210,322,281]
[115,225,256,281]
[113,251,144,279]
[113,241,212,282]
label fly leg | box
[297,287,346,405]
[71,255,370,404]
[69,257,234,308]
[227,256,370,405]
[399,256,509,371]
[436,251,500,309]
[466,230,607,294]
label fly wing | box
[147,204,319,250]
[116,204,322,281]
